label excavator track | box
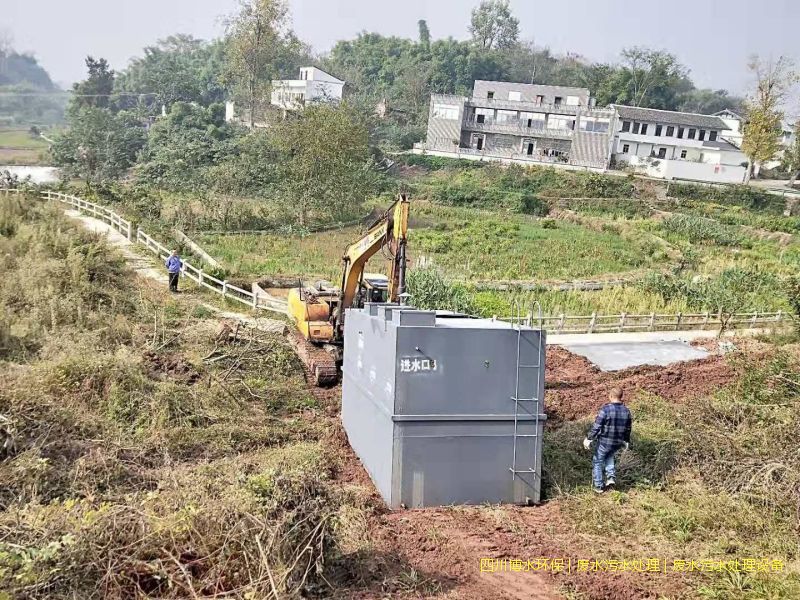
[285,329,339,386]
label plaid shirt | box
[588,402,632,445]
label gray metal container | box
[341,304,546,508]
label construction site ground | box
[61,208,769,599]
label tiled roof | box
[613,105,729,130]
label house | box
[611,106,748,184]
[713,109,744,148]
[270,67,344,111]
[415,80,616,170]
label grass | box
[0,129,50,165]
[0,196,387,598]
[544,352,800,599]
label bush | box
[406,267,476,314]
[659,213,749,247]
[669,182,786,214]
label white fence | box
[39,190,288,315]
[499,310,788,335]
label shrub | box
[659,213,749,247]
[406,267,476,314]
[669,182,785,214]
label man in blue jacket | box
[583,387,632,493]
[165,250,183,293]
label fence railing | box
[38,190,288,315]
[497,310,788,334]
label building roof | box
[613,105,730,130]
[713,109,743,121]
[702,139,743,152]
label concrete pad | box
[560,340,710,372]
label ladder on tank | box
[509,302,543,492]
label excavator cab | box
[286,195,410,385]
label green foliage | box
[115,35,227,108]
[395,153,487,171]
[669,182,786,213]
[70,57,115,111]
[51,107,147,182]
[271,102,379,225]
[469,0,520,50]
[136,101,238,190]
[659,214,749,247]
[406,267,476,313]
[637,269,784,313]
[786,275,800,328]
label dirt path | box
[64,210,286,334]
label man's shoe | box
[593,487,605,495]
[606,478,616,488]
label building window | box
[688,128,696,139]
[632,122,640,134]
[655,125,662,137]
[622,121,631,132]
[666,126,675,136]
[580,118,610,133]
[622,144,630,153]
[640,124,648,135]
[535,95,544,105]
[508,91,521,101]
[476,114,485,124]
[554,96,563,106]
[432,104,460,120]
[699,129,706,141]
[566,95,580,105]
[680,150,688,159]
[709,131,718,141]
[657,147,667,159]
[677,127,684,139]
[496,110,516,123]
[487,91,495,99]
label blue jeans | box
[592,441,622,489]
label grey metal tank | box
[341,303,546,508]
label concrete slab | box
[560,340,709,372]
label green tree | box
[784,121,800,186]
[51,107,146,183]
[418,20,431,49]
[615,47,691,109]
[678,88,745,115]
[72,57,115,110]
[271,103,377,226]
[742,55,796,183]
[115,35,227,108]
[469,0,520,50]
[224,0,303,128]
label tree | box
[418,20,431,49]
[224,0,301,128]
[741,55,796,183]
[678,88,746,115]
[72,57,115,110]
[784,121,800,186]
[469,0,520,50]
[51,108,146,183]
[617,47,690,109]
[115,35,227,109]
[271,103,378,226]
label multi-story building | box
[610,106,748,183]
[417,80,616,170]
[270,67,344,111]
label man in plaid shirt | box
[583,388,632,493]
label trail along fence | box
[39,190,288,314]
[4,189,792,335]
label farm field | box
[0,128,50,165]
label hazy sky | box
[5,0,800,95]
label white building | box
[270,67,344,111]
[611,106,748,184]
[714,109,744,148]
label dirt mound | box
[143,351,201,384]
[545,346,735,422]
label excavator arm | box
[336,194,409,331]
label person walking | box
[583,388,632,494]
[165,250,183,293]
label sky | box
[4,0,800,95]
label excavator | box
[286,194,410,385]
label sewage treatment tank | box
[341,303,546,508]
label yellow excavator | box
[287,194,410,385]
